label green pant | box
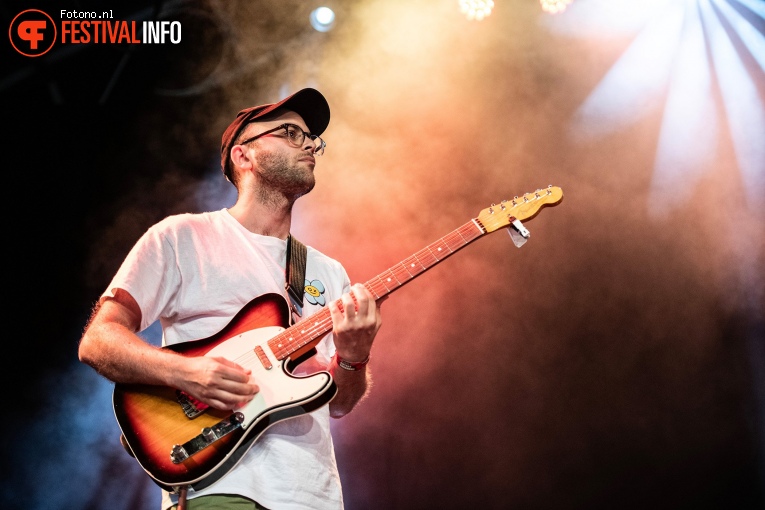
[171,494,267,509]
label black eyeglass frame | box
[238,123,326,155]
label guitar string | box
[268,224,481,359]
[270,224,482,359]
[227,210,522,371]
[231,222,484,367]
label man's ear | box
[230,144,253,171]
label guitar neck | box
[268,219,486,361]
[365,219,485,298]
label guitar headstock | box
[477,185,563,233]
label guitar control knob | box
[202,427,217,443]
[170,444,189,463]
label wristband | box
[335,353,370,371]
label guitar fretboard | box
[267,220,486,360]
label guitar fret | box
[414,248,439,268]
[372,275,392,293]
[268,221,489,363]
[364,282,381,299]
[461,223,483,240]
[396,262,414,279]
[426,245,442,260]
[411,253,429,271]
[390,265,413,286]
[443,232,465,251]
[429,239,452,256]
[401,257,421,277]
[376,269,403,292]
[367,281,384,298]
[384,268,403,286]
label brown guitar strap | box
[285,234,307,325]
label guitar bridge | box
[176,390,210,419]
[170,412,244,463]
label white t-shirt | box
[102,209,350,510]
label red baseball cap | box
[220,87,330,181]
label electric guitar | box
[113,185,564,493]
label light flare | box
[459,0,494,21]
[541,0,573,15]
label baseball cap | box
[220,87,330,181]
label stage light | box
[310,7,335,32]
[459,0,494,21]
[551,0,765,215]
[541,0,573,14]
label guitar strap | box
[285,234,307,325]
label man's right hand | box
[174,356,260,411]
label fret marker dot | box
[411,263,415,267]
[438,247,442,251]
[278,343,282,347]
[387,278,391,282]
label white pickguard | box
[205,326,330,429]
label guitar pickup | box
[170,412,244,464]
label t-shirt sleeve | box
[101,222,181,332]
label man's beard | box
[255,149,316,203]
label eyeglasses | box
[239,123,326,155]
